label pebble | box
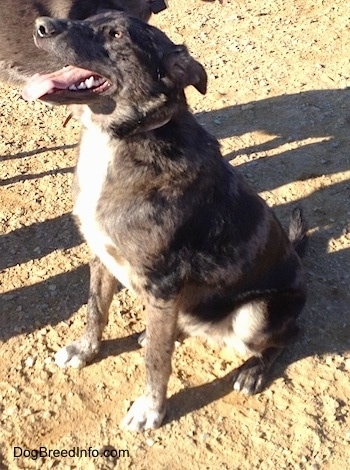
[4,405,18,416]
[241,103,254,111]
[13,325,25,333]
[2,294,16,300]
[325,356,333,365]
[25,356,36,367]
[39,370,51,380]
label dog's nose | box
[35,17,62,38]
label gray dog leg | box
[55,257,118,368]
[122,300,178,431]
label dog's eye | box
[110,30,123,39]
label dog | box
[0,0,161,84]
[22,11,308,432]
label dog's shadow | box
[1,88,349,420]
[97,334,141,361]
[166,371,234,424]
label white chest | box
[74,121,112,217]
[73,120,133,291]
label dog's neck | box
[111,92,187,138]
[140,115,172,132]
[73,91,187,138]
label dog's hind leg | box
[55,257,118,368]
[230,293,303,395]
[122,299,178,431]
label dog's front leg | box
[55,256,118,368]
[122,299,178,432]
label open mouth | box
[22,65,111,101]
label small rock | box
[241,104,254,111]
[325,356,333,366]
[25,356,36,367]
[5,405,18,416]
[3,294,15,300]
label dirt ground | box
[0,0,350,468]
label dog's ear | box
[162,45,207,94]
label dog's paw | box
[231,357,266,395]
[121,395,166,432]
[55,338,100,368]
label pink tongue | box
[22,65,94,101]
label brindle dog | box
[23,11,308,432]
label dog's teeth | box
[67,77,105,92]
[95,77,105,86]
[85,76,95,88]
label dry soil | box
[0,0,349,469]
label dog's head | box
[22,11,207,135]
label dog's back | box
[0,0,152,84]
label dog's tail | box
[288,207,308,258]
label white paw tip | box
[55,348,85,369]
[233,381,242,392]
[55,348,70,368]
[121,397,165,432]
